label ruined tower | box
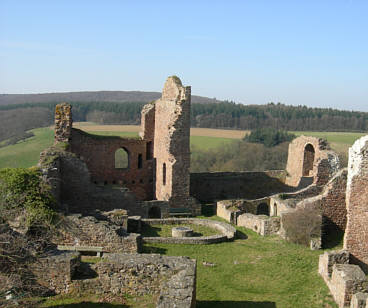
[153,76,192,206]
[54,103,72,143]
[344,135,368,272]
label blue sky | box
[0,0,367,111]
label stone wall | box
[237,213,280,236]
[54,103,72,143]
[216,198,270,224]
[153,76,193,208]
[69,129,154,201]
[319,250,368,308]
[31,252,196,307]
[285,136,340,187]
[295,168,347,237]
[73,253,197,308]
[30,250,80,295]
[39,148,144,216]
[53,214,141,253]
[190,170,295,203]
[344,136,368,272]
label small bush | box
[244,128,296,147]
[0,167,56,227]
[282,207,321,246]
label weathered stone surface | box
[285,136,340,187]
[54,103,72,143]
[53,214,141,253]
[350,292,368,308]
[295,168,347,242]
[172,226,193,238]
[29,250,80,295]
[330,264,368,308]
[72,253,196,308]
[237,213,280,236]
[344,136,368,273]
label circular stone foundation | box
[172,226,193,238]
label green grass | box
[0,128,236,169]
[143,217,338,308]
[141,223,219,237]
[0,127,54,168]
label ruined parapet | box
[285,136,340,187]
[54,103,72,144]
[344,136,368,272]
[153,76,193,207]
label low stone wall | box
[237,213,280,236]
[31,251,196,307]
[319,250,368,308]
[142,218,236,244]
[53,214,141,253]
[30,250,80,295]
[73,253,196,308]
[216,198,271,224]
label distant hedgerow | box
[244,128,296,147]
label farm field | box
[0,123,366,169]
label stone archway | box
[303,144,315,176]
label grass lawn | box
[143,218,339,308]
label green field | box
[0,126,366,169]
[0,128,236,169]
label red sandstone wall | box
[285,136,339,187]
[153,76,191,204]
[344,136,368,272]
[70,129,154,200]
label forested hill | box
[0,91,221,105]
[1,101,368,139]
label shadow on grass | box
[47,303,128,307]
[236,230,248,240]
[197,300,276,308]
[141,245,167,254]
[140,224,161,237]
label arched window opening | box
[303,144,315,176]
[115,148,129,169]
[273,203,277,216]
[257,203,269,216]
[148,206,161,218]
[163,163,166,186]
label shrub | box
[244,128,296,147]
[0,167,56,227]
[282,206,321,246]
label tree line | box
[1,100,368,143]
